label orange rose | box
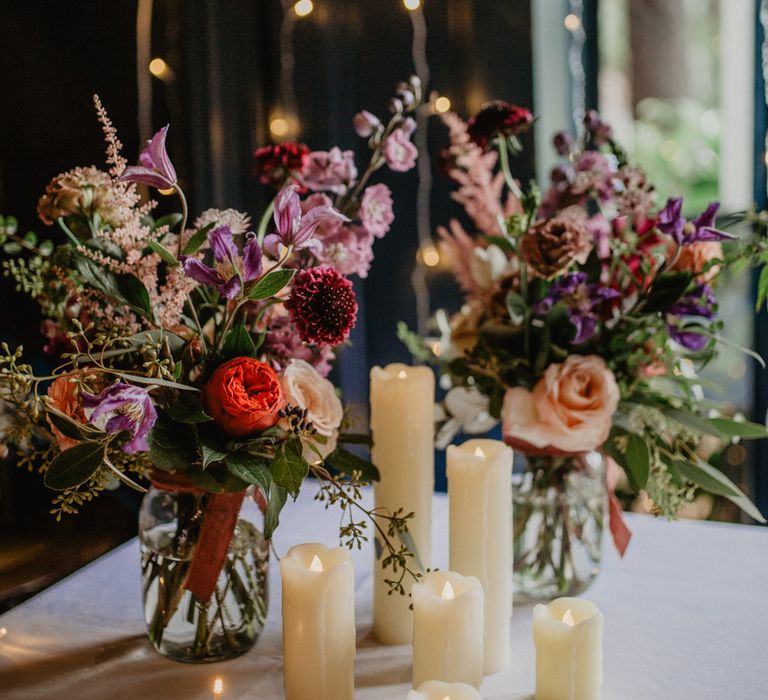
[667,240,722,283]
[203,357,283,436]
[46,376,87,450]
[502,355,620,455]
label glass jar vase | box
[138,482,269,663]
[512,451,605,599]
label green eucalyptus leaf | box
[152,213,183,232]
[248,269,296,300]
[44,442,106,490]
[148,239,179,266]
[46,407,105,441]
[625,433,650,490]
[270,437,308,498]
[708,417,768,439]
[112,371,198,391]
[182,222,215,256]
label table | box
[1,485,766,699]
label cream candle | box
[533,597,603,700]
[370,363,434,644]
[407,680,482,700]
[412,571,484,688]
[281,543,355,700]
[447,438,513,674]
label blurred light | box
[420,245,440,267]
[727,358,747,380]
[270,117,290,138]
[564,14,581,31]
[403,0,421,10]
[659,139,680,161]
[294,0,314,17]
[149,57,170,78]
[726,444,747,466]
[0,627,6,640]
[158,187,176,196]
[212,678,224,696]
[430,341,442,356]
[434,96,451,113]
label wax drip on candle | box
[212,678,223,696]
[562,609,576,626]
[398,369,408,378]
[473,446,486,458]
[441,580,455,600]
[309,555,324,572]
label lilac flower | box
[118,125,177,190]
[534,272,620,344]
[181,226,262,299]
[665,284,717,351]
[264,185,348,257]
[83,383,157,454]
[383,122,418,172]
[298,148,358,195]
[656,198,735,246]
[360,184,394,238]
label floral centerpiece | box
[0,77,424,662]
[408,102,768,598]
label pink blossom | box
[353,110,381,138]
[299,148,358,195]
[263,315,335,377]
[383,127,418,172]
[360,184,394,238]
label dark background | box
[0,0,535,607]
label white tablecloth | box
[0,484,766,699]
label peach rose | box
[46,375,87,450]
[502,355,620,454]
[667,240,722,283]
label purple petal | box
[690,227,736,242]
[294,206,349,248]
[123,433,151,454]
[691,202,719,230]
[571,314,596,344]
[143,125,177,185]
[243,234,263,281]
[273,186,302,242]
[117,166,174,190]
[208,226,237,265]
[264,233,284,258]
[105,414,136,434]
[182,257,224,288]
[669,327,709,351]
[218,275,242,300]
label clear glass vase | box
[512,451,605,600]
[138,485,269,663]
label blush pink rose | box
[667,240,722,283]
[502,355,620,455]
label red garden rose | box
[203,357,283,437]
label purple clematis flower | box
[118,125,178,190]
[82,383,157,454]
[534,272,620,344]
[181,226,262,299]
[263,185,348,257]
[665,283,717,351]
[656,198,735,245]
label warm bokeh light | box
[434,96,451,113]
[148,57,169,78]
[420,245,440,267]
[269,117,290,138]
[212,678,223,696]
[294,0,314,17]
[403,0,421,10]
[0,627,7,640]
[564,14,582,32]
[157,187,176,196]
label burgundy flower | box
[285,266,358,346]
[466,101,533,150]
[253,142,309,187]
[119,125,177,190]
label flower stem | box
[176,186,189,258]
[256,198,275,245]
[496,136,523,200]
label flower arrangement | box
[0,76,424,659]
[407,102,768,590]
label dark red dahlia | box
[285,266,358,347]
[253,142,310,187]
[466,101,533,150]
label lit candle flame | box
[442,696,451,700]
[441,580,455,600]
[0,627,7,640]
[309,554,324,572]
[562,609,576,626]
[398,369,408,379]
[473,446,486,458]
[212,678,223,696]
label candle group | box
[370,363,435,644]
[533,597,603,700]
[411,571,484,688]
[407,680,482,700]
[447,438,513,674]
[280,544,355,700]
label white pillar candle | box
[407,680,482,700]
[447,438,513,674]
[533,597,603,700]
[412,571,484,688]
[370,363,434,644]
[281,543,355,700]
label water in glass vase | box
[139,488,269,663]
[513,451,605,600]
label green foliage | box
[264,482,288,540]
[326,447,380,482]
[270,436,308,498]
[248,269,296,300]
[396,321,432,362]
[44,442,106,490]
[221,315,257,359]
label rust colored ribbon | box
[150,470,246,603]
